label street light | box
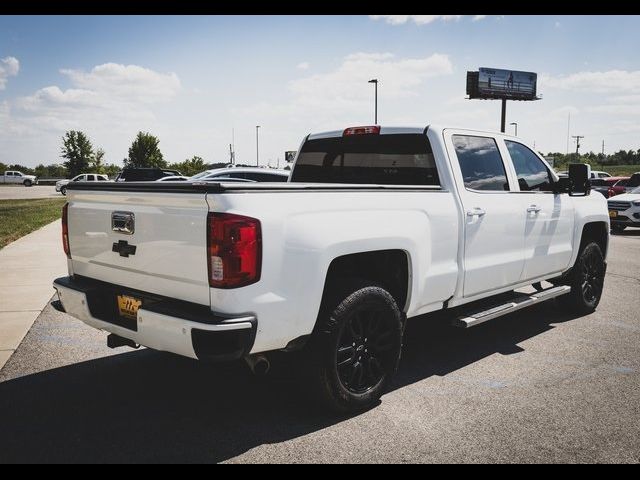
[510,122,518,136]
[255,125,260,166]
[368,79,378,124]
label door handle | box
[527,205,542,213]
[466,208,486,217]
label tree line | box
[0,130,239,179]
[545,150,640,171]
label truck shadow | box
[0,301,584,463]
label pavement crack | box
[607,272,640,283]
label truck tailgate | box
[67,189,211,305]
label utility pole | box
[602,140,605,156]
[255,125,260,167]
[572,135,584,156]
[566,112,571,155]
[368,79,378,124]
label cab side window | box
[505,141,553,192]
[452,135,510,191]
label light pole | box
[368,79,378,124]
[510,122,518,136]
[255,125,260,166]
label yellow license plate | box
[609,210,618,218]
[117,295,142,320]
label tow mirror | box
[568,163,591,196]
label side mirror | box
[568,163,591,196]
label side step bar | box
[453,285,571,328]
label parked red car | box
[608,173,640,198]
[591,176,628,198]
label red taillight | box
[343,125,380,136]
[207,213,262,289]
[62,203,71,258]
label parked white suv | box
[56,174,110,195]
[190,167,290,183]
[608,186,640,233]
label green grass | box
[0,198,66,249]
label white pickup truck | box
[1,170,38,186]
[53,125,609,412]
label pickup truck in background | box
[53,125,609,412]
[56,173,110,195]
[1,170,38,186]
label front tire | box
[308,281,404,413]
[558,242,605,315]
[60,186,67,196]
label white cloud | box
[2,62,181,152]
[296,62,310,70]
[289,52,453,105]
[370,15,462,26]
[0,56,20,90]
[586,104,640,116]
[542,70,640,94]
[472,15,487,22]
[233,51,454,152]
[59,63,181,102]
[555,21,562,28]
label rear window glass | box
[290,133,440,186]
[453,135,510,192]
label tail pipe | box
[245,354,271,376]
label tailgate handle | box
[112,211,135,235]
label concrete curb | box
[0,219,67,370]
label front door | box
[503,140,575,280]
[448,133,525,298]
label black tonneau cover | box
[67,181,444,194]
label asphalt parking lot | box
[0,232,638,463]
[0,185,60,200]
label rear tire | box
[557,242,605,315]
[307,280,404,413]
[23,180,32,187]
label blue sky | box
[2,15,640,168]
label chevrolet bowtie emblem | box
[112,240,137,258]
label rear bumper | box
[52,276,257,362]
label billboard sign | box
[469,68,538,100]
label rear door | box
[502,140,575,281]
[67,189,212,305]
[445,131,524,298]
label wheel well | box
[321,250,410,312]
[580,222,608,257]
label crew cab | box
[53,125,609,412]
[1,170,38,186]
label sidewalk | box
[0,220,67,370]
